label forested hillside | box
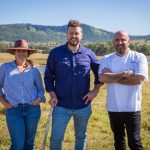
[0,23,150,55]
[0,23,150,43]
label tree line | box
[0,41,150,56]
[85,42,150,55]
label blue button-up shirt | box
[44,43,100,109]
[0,61,46,106]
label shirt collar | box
[64,42,83,54]
[11,60,31,69]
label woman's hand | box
[0,96,12,109]
[32,97,42,106]
[4,102,12,109]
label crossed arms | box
[99,68,145,85]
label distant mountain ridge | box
[0,23,150,43]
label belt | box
[18,103,30,107]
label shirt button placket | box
[20,75,24,104]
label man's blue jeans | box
[5,104,41,150]
[50,104,92,150]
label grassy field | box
[0,53,48,66]
[0,53,150,150]
[0,53,150,65]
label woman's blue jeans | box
[5,104,41,150]
[50,104,92,150]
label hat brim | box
[7,47,36,55]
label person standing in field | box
[44,19,102,150]
[0,39,46,150]
[99,30,148,150]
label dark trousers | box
[108,111,143,150]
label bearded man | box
[99,30,148,150]
[44,19,102,150]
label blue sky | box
[0,0,150,35]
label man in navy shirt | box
[44,20,102,150]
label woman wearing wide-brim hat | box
[0,39,46,150]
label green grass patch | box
[0,55,150,150]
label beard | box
[116,48,125,54]
[68,38,79,46]
[115,45,127,55]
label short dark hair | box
[67,20,82,31]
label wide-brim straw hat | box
[7,39,36,55]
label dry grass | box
[0,53,48,66]
[0,54,150,150]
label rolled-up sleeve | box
[33,67,46,102]
[0,64,5,96]
[44,50,55,92]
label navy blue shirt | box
[44,43,100,109]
